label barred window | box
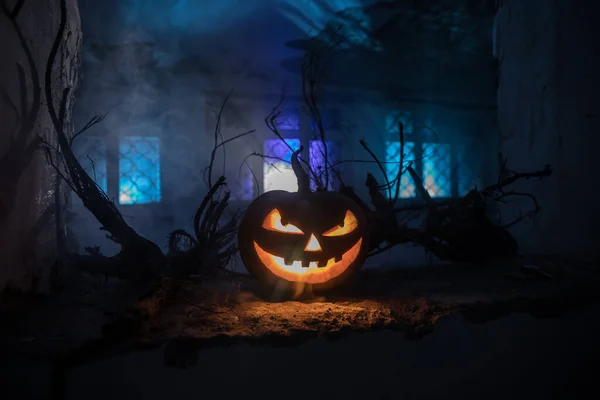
[118,136,161,205]
[74,136,108,193]
[263,138,301,193]
[262,107,341,194]
[422,143,451,198]
[384,112,474,199]
[385,141,416,198]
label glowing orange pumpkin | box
[238,190,369,290]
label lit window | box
[74,136,108,192]
[118,136,161,205]
[309,140,338,191]
[422,143,451,198]
[385,141,416,198]
[263,138,301,193]
[384,112,474,199]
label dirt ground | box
[1,255,599,370]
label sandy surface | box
[1,256,599,368]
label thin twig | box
[359,139,392,199]
[392,121,405,205]
[215,129,255,152]
[70,113,106,147]
[239,159,259,198]
[483,165,553,194]
[206,89,233,188]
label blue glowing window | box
[74,136,107,193]
[385,141,416,198]
[118,136,161,205]
[422,143,451,198]
[309,140,338,191]
[263,138,301,193]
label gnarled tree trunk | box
[0,0,81,293]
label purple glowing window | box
[263,138,301,192]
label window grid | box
[118,136,161,205]
[422,142,452,198]
[263,138,301,193]
[384,110,476,199]
[385,141,416,198]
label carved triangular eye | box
[262,209,304,234]
[322,210,358,237]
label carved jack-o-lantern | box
[238,147,369,290]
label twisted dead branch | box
[40,0,165,282]
[168,92,251,279]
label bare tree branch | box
[205,89,233,188]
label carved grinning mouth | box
[252,238,363,284]
[283,254,343,269]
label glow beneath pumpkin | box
[252,238,363,284]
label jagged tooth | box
[317,257,329,268]
[334,255,343,262]
[284,256,295,266]
[302,259,310,268]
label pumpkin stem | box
[292,146,311,194]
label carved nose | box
[304,234,322,252]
